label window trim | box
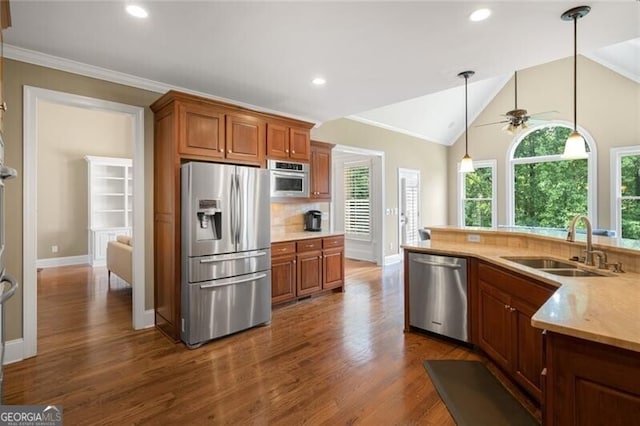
[505,121,598,227]
[610,145,640,239]
[457,159,497,228]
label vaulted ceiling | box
[4,1,639,145]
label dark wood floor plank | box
[5,259,495,424]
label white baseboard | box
[141,309,155,329]
[384,254,402,265]
[36,255,89,268]
[3,338,25,365]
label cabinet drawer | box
[296,239,322,252]
[271,242,295,256]
[323,236,344,249]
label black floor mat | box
[423,360,539,426]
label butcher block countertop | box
[402,228,640,353]
[271,231,345,243]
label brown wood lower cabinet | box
[476,262,554,402]
[544,331,640,425]
[271,235,344,305]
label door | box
[178,102,225,159]
[399,169,420,247]
[296,251,322,296]
[478,280,512,371]
[511,296,545,401]
[236,166,270,252]
[266,122,289,160]
[289,127,310,162]
[271,254,296,304]
[182,162,236,257]
[225,112,264,165]
[310,142,331,199]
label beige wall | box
[447,56,640,228]
[4,58,160,340]
[271,202,330,235]
[311,118,448,257]
[37,101,133,259]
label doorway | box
[398,168,421,247]
[332,145,384,265]
[22,86,147,360]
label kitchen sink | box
[501,256,577,269]
[544,269,608,277]
[501,256,609,278]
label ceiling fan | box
[476,71,557,134]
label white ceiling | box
[4,1,640,139]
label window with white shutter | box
[344,160,371,240]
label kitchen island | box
[402,227,640,425]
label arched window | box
[506,123,597,229]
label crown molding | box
[3,44,319,124]
[584,52,640,84]
[346,115,449,146]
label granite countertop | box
[402,240,640,353]
[271,230,345,243]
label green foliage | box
[464,166,493,227]
[514,126,588,228]
[620,154,640,239]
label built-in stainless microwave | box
[268,160,309,199]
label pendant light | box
[561,5,590,159]
[458,70,475,173]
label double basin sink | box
[502,257,609,277]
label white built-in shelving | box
[85,156,133,266]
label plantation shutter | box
[403,174,420,245]
[344,160,371,240]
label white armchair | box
[106,235,132,288]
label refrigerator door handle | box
[236,173,242,245]
[199,251,267,263]
[199,273,267,289]
[230,171,236,246]
[0,166,17,181]
[0,274,19,304]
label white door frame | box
[331,144,385,265]
[397,168,421,250]
[22,86,150,360]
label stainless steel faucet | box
[566,214,595,266]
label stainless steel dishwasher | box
[408,252,468,342]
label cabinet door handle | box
[228,149,232,154]
[291,150,295,154]
[505,304,511,310]
[285,149,289,153]
[509,307,516,312]
[219,148,224,152]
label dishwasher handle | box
[412,258,462,269]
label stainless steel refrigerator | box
[181,161,271,348]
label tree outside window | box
[511,125,592,229]
[460,161,495,228]
[619,153,640,239]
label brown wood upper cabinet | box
[226,112,265,166]
[178,101,225,159]
[266,123,310,162]
[310,141,333,200]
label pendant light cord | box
[573,14,578,132]
[464,74,469,155]
[514,71,518,109]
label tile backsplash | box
[271,202,330,234]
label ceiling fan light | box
[562,130,588,159]
[459,154,475,173]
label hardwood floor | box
[5,260,482,424]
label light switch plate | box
[467,234,481,243]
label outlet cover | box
[467,234,481,243]
[51,245,59,253]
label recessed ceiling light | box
[312,77,326,86]
[469,8,491,22]
[126,4,148,19]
